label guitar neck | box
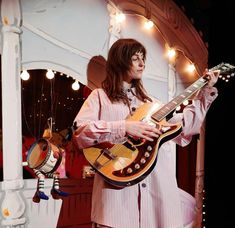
[152,76,208,122]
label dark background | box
[174,0,235,227]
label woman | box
[73,38,219,228]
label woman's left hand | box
[204,69,220,87]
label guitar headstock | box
[210,62,235,82]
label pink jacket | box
[73,85,218,228]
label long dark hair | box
[102,38,152,105]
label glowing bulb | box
[167,48,176,59]
[72,80,80,90]
[186,64,195,73]
[20,70,30,80]
[115,13,125,23]
[144,20,154,29]
[46,69,54,79]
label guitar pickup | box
[102,148,117,160]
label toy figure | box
[27,137,68,203]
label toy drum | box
[27,138,62,174]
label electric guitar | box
[83,63,235,187]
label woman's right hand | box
[125,120,162,141]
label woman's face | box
[126,51,145,83]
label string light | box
[46,69,55,79]
[110,9,202,77]
[186,63,196,73]
[20,70,30,80]
[115,12,126,23]
[22,68,83,91]
[72,80,80,90]
[166,48,177,64]
[144,19,154,29]
[167,48,176,60]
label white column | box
[1,0,26,227]
[168,63,177,173]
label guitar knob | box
[144,152,150,157]
[135,163,140,169]
[127,168,133,173]
[147,146,152,151]
[140,158,146,164]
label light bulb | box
[186,64,195,73]
[115,13,126,23]
[167,48,176,59]
[20,70,30,80]
[72,80,80,90]
[144,20,154,29]
[46,69,55,79]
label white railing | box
[0,179,62,228]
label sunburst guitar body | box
[83,102,182,187]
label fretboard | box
[152,76,208,122]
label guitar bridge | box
[93,148,117,170]
[101,148,117,160]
